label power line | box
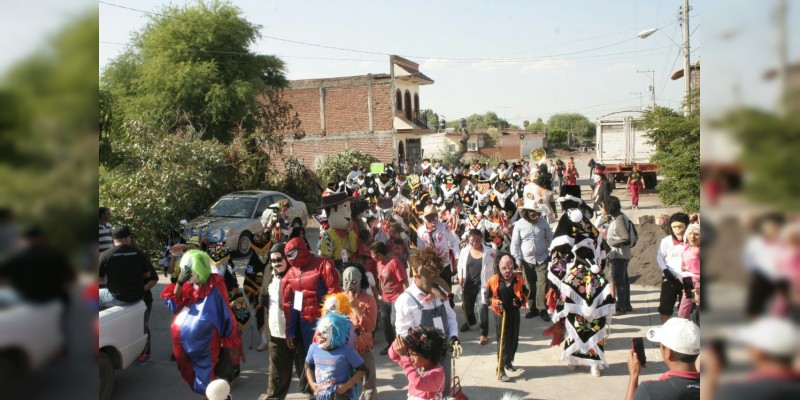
[99,0,669,63]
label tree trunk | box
[453,128,470,161]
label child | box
[389,326,448,400]
[679,224,700,319]
[306,313,368,400]
[485,252,527,382]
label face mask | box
[592,174,600,182]
[342,267,362,292]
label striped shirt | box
[99,223,113,253]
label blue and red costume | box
[161,274,240,394]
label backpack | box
[624,215,639,248]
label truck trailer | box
[595,115,658,189]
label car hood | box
[186,215,249,233]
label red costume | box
[280,237,341,354]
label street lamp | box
[639,0,692,116]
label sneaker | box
[591,366,601,377]
[257,342,268,352]
[504,363,518,372]
[135,354,152,366]
[524,310,538,319]
[625,305,633,312]
[459,322,471,332]
[479,336,489,345]
[379,345,390,356]
[499,372,511,382]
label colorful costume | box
[281,237,341,354]
[161,250,241,394]
[319,192,360,271]
[545,190,614,370]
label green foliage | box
[0,10,98,258]
[641,106,700,213]
[277,156,322,206]
[526,117,547,131]
[316,149,378,186]
[100,130,234,251]
[445,111,510,131]
[101,0,290,143]
[421,109,439,128]
[474,152,503,167]
[484,127,501,147]
[548,130,568,144]
[722,108,800,210]
[546,113,594,139]
[437,145,464,167]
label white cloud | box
[602,63,637,74]
[519,59,575,73]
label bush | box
[100,131,234,252]
[548,130,568,144]
[316,149,377,185]
[277,156,321,208]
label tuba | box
[530,147,546,164]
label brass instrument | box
[530,147,546,164]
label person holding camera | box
[625,318,700,400]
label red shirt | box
[377,256,407,303]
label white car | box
[99,300,148,400]
[0,288,64,376]
[184,191,308,257]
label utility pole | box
[637,69,656,111]
[682,0,692,116]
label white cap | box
[646,318,700,355]
[731,316,799,357]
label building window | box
[395,89,402,111]
[467,142,477,151]
[404,90,412,120]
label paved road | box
[107,225,677,400]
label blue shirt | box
[306,343,365,395]
[510,217,553,264]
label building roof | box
[671,60,701,80]
[392,55,434,85]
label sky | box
[97,0,797,125]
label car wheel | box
[236,231,253,257]
[100,352,114,400]
[291,218,302,228]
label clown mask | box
[316,317,334,349]
[342,267,362,293]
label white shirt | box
[416,222,460,267]
[457,245,496,290]
[268,274,286,338]
[394,281,459,338]
[656,236,686,279]
[742,236,784,281]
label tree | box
[101,0,291,143]
[484,127,501,147]
[548,130,568,144]
[546,113,594,139]
[522,120,529,129]
[526,117,546,131]
[641,106,700,212]
[722,107,800,210]
[315,149,377,186]
[445,111,510,132]
[421,109,439,128]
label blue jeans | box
[610,258,631,310]
[99,288,136,308]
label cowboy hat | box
[519,198,543,213]
[320,192,351,209]
[422,204,438,218]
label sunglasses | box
[286,249,299,260]
[270,257,284,263]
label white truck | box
[595,115,658,189]
[99,300,148,400]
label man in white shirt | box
[510,200,553,320]
[395,247,460,394]
[416,205,461,306]
[656,213,690,323]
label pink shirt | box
[683,244,700,277]
[389,345,445,400]
[378,257,408,303]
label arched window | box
[404,90,412,120]
[395,89,402,111]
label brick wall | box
[324,85,369,133]
[280,88,320,135]
[273,133,395,172]
[372,82,393,132]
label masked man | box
[416,205,461,306]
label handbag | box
[450,375,468,400]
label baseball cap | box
[112,225,134,239]
[647,318,700,355]
[731,316,798,357]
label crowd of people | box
[94,156,800,400]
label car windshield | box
[207,197,258,218]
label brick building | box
[275,55,434,170]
